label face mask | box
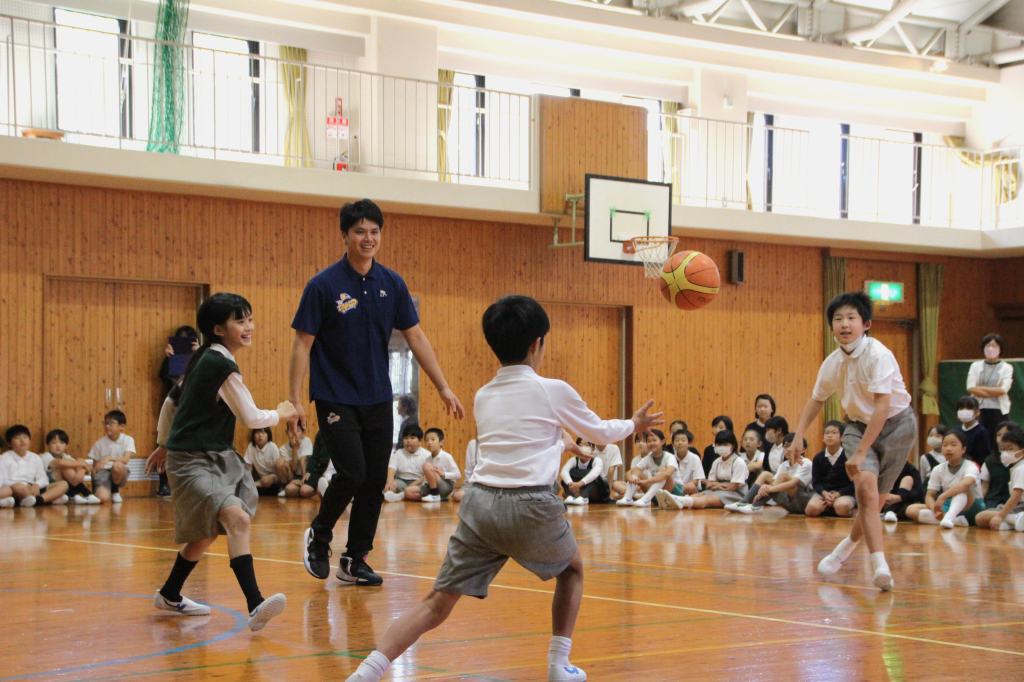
[957,410,975,423]
[927,436,943,450]
[985,346,1001,361]
[1001,450,1021,467]
[839,334,866,354]
[714,445,733,457]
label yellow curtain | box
[745,110,755,210]
[918,262,944,416]
[437,69,455,182]
[661,101,681,202]
[822,256,846,424]
[943,135,1018,206]
[280,46,312,168]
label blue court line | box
[0,589,248,682]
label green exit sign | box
[865,281,904,303]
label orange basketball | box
[658,250,720,310]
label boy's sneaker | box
[421,494,441,502]
[112,493,123,503]
[564,496,577,505]
[19,497,37,507]
[738,504,762,515]
[86,494,101,504]
[71,495,87,505]
[337,554,384,586]
[953,516,969,527]
[615,497,632,506]
[277,489,287,497]
[248,593,287,632]
[153,590,212,616]
[303,527,332,580]
[883,511,898,523]
[549,663,587,681]
[724,501,742,512]
[157,484,172,497]
[656,489,682,510]
[383,491,404,503]
[632,498,651,507]
[0,497,14,508]
[53,494,69,505]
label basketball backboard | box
[584,175,672,266]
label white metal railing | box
[654,113,1023,230]
[0,14,531,187]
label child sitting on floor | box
[612,433,649,501]
[383,425,432,503]
[88,410,134,503]
[880,461,926,523]
[920,424,947,482]
[805,420,857,518]
[41,429,99,504]
[244,427,287,497]
[726,434,812,515]
[617,430,680,507]
[561,441,609,506]
[411,428,461,502]
[2,425,69,507]
[980,420,1018,511]
[280,423,313,496]
[659,430,747,510]
[906,430,984,528]
[976,428,1024,531]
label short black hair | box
[782,433,807,448]
[714,429,739,452]
[742,427,763,443]
[672,429,694,443]
[711,415,733,431]
[425,427,444,441]
[929,423,949,438]
[827,291,874,326]
[340,199,384,233]
[956,395,980,411]
[944,429,968,449]
[997,420,1020,435]
[1001,428,1024,450]
[670,420,687,430]
[824,420,846,435]
[5,424,30,442]
[647,429,666,442]
[46,429,69,445]
[402,424,424,440]
[104,410,126,425]
[175,325,198,339]
[251,427,273,445]
[765,416,789,436]
[755,394,776,417]
[982,333,1004,354]
[482,295,550,365]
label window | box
[191,32,260,153]
[622,96,662,183]
[447,72,486,179]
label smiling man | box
[289,199,465,586]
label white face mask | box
[926,436,943,450]
[985,345,1001,361]
[1001,450,1021,467]
[838,334,866,354]
[957,409,976,423]
[714,445,733,457]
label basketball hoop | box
[627,236,678,278]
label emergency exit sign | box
[865,281,904,303]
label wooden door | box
[113,282,201,496]
[43,279,117,458]
[542,304,624,467]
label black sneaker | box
[303,527,331,580]
[156,485,172,497]
[337,554,383,586]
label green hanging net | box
[147,0,190,153]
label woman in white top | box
[967,333,1013,450]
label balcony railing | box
[0,14,531,188]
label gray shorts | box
[433,484,577,598]
[706,486,747,505]
[773,481,815,514]
[420,477,455,499]
[843,407,917,496]
[167,449,258,544]
[394,477,419,493]
[91,469,118,490]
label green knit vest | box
[166,349,240,452]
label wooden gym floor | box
[4,498,1024,681]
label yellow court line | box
[32,536,1024,659]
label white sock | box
[350,651,390,682]
[639,480,665,503]
[832,536,859,561]
[944,494,968,524]
[680,496,694,508]
[624,483,637,500]
[548,636,572,667]
[870,551,889,575]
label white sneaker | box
[953,516,969,527]
[549,663,587,681]
[278,489,287,497]
[873,568,894,592]
[738,504,762,515]
[317,477,330,497]
[656,489,682,510]
[421,494,441,502]
[53,494,69,505]
[383,491,405,503]
[153,590,212,616]
[248,593,287,632]
[817,554,845,576]
[19,496,36,507]
[724,501,742,513]
[883,511,898,523]
[578,497,589,505]
[1000,519,1014,531]
[0,497,14,508]
[72,495,87,505]
[112,493,123,503]
[564,496,577,505]
[565,497,586,506]
[615,497,633,506]
[86,494,101,504]
[940,516,955,529]
[632,498,651,507]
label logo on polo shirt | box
[336,293,358,314]
[380,290,387,297]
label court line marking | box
[0,589,248,682]
[29,536,1024,659]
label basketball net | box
[628,236,679,278]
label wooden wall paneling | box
[844,259,918,320]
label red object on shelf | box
[335,98,344,116]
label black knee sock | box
[35,495,46,506]
[429,487,439,495]
[742,484,760,505]
[229,554,264,613]
[72,483,91,497]
[160,553,199,602]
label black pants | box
[979,408,1006,451]
[311,400,393,558]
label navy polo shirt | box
[292,255,419,405]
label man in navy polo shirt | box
[290,199,465,585]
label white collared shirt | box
[561,455,604,485]
[210,344,279,429]
[928,459,982,500]
[593,444,623,482]
[1,451,49,487]
[280,436,313,462]
[244,441,281,477]
[389,447,431,480]
[768,443,785,473]
[471,365,635,488]
[811,337,912,423]
[429,449,462,481]
[88,433,136,467]
[464,440,479,481]
[824,447,844,466]
[776,456,813,486]
[637,452,681,487]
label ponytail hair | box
[177,293,252,400]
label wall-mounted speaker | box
[729,250,745,284]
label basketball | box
[658,250,720,310]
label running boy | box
[145,293,295,631]
[344,295,662,682]
[791,291,915,591]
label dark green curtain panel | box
[147,0,190,153]
[939,360,1024,427]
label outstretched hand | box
[438,387,466,420]
[631,400,665,438]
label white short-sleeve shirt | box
[775,456,813,486]
[244,442,281,477]
[708,454,748,486]
[675,452,706,485]
[429,449,462,481]
[280,436,313,463]
[88,434,136,468]
[389,447,431,481]
[1,451,49,487]
[811,337,912,423]
[636,452,681,487]
[927,459,982,500]
[1008,461,1024,494]
[594,444,623,482]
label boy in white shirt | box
[41,429,99,505]
[727,434,813,514]
[593,442,623,487]
[383,426,432,502]
[3,425,69,507]
[411,428,461,502]
[346,295,662,682]
[792,292,916,591]
[88,410,136,503]
[0,454,13,508]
